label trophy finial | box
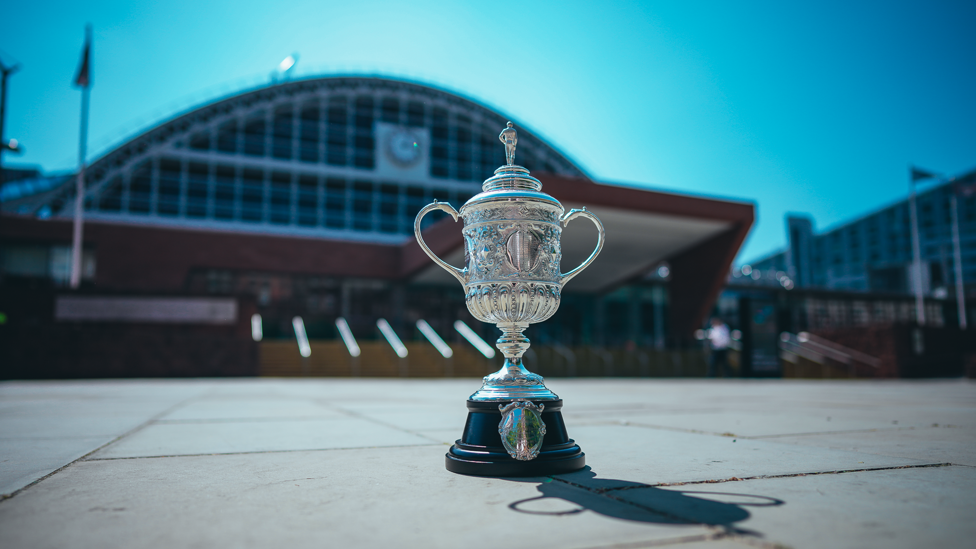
[499,121,517,166]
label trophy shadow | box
[504,467,783,536]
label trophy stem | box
[495,322,533,377]
[469,322,558,402]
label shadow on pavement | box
[506,467,783,536]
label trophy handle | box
[559,207,605,285]
[414,200,466,284]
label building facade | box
[1,76,754,378]
[751,171,976,300]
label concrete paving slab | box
[629,541,756,549]
[90,416,440,459]
[565,408,897,437]
[0,445,717,549]
[0,411,162,440]
[558,424,932,489]
[0,436,115,496]
[1,378,972,548]
[0,380,207,495]
[333,402,469,431]
[158,396,344,421]
[206,378,474,405]
[415,428,462,445]
[761,425,976,466]
[554,379,976,418]
[615,465,976,549]
[0,381,205,439]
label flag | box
[73,25,91,88]
[910,166,936,183]
[910,166,936,182]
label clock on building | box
[385,128,423,168]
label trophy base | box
[445,399,585,477]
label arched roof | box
[31,76,586,242]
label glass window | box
[216,120,238,153]
[189,131,210,151]
[297,174,318,226]
[432,108,448,139]
[243,112,266,157]
[129,161,151,213]
[406,186,428,231]
[99,176,123,212]
[187,162,209,218]
[378,183,399,233]
[381,97,399,123]
[352,97,375,169]
[352,180,373,230]
[327,130,347,166]
[325,178,346,228]
[299,102,320,163]
[354,96,373,130]
[456,125,471,145]
[1,245,48,277]
[353,134,374,151]
[158,158,181,216]
[272,105,293,160]
[520,149,535,172]
[326,98,348,167]
[353,150,374,169]
[241,169,264,221]
[269,171,291,225]
[328,99,348,125]
[456,130,472,180]
[480,133,501,175]
[431,161,448,178]
[406,101,424,127]
[214,165,235,220]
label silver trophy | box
[415,122,604,476]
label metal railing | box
[552,344,577,377]
[779,331,881,378]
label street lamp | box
[271,54,299,82]
[2,138,23,153]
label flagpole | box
[908,167,925,325]
[950,191,967,329]
[69,86,88,288]
[70,26,91,289]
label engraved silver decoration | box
[498,400,546,461]
[415,122,605,403]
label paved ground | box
[0,377,973,549]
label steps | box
[258,340,705,378]
[258,340,500,377]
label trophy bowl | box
[414,122,604,475]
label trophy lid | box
[460,122,562,213]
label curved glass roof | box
[34,76,585,243]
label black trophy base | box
[445,399,585,477]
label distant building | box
[1,76,754,378]
[750,170,976,297]
[0,166,43,184]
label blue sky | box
[1,0,974,263]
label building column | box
[592,295,606,347]
[627,286,641,346]
[653,285,666,349]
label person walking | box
[706,317,733,377]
